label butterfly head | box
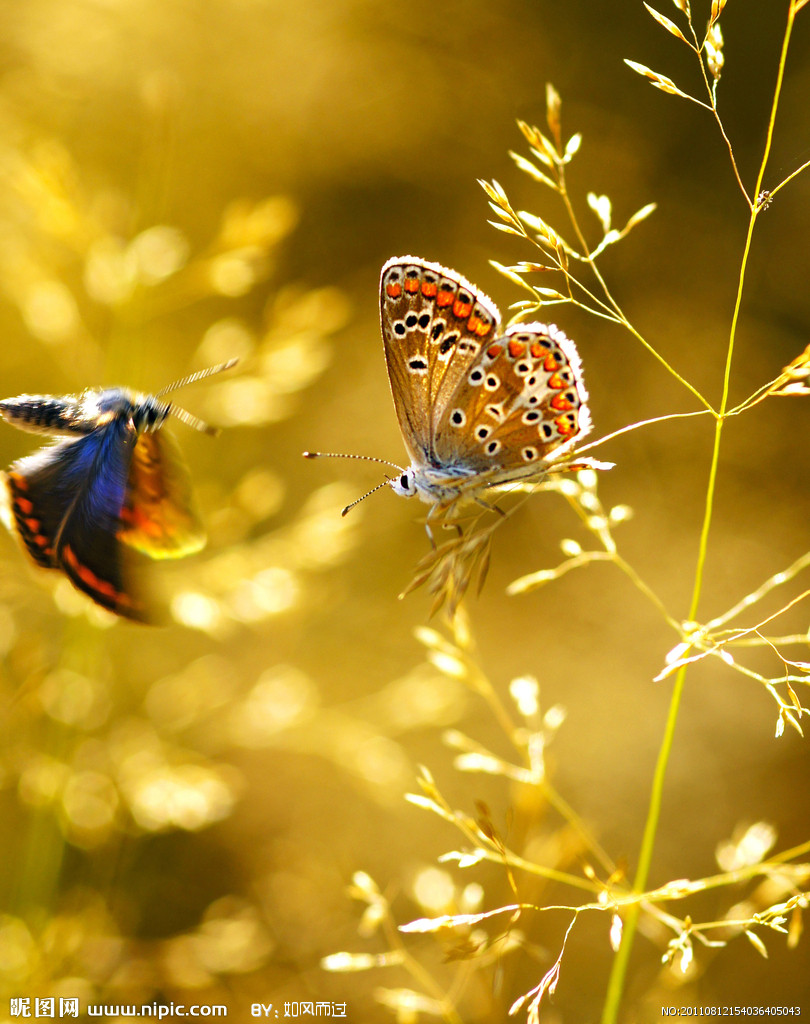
[389,467,418,499]
[131,395,172,435]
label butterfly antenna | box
[302,451,405,472]
[170,404,220,437]
[156,359,239,399]
[157,359,238,436]
[302,451,406,516]
[340,478,393,516]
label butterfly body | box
[379,257,592,512]
[0,380,216,621]
[0,388,171,438]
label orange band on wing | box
[62,543,132,608]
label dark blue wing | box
[5,417,147,620]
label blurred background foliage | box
[0,0,809,1020]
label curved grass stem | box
[601,5,801,1020]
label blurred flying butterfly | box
[0,360,236,621]
[306,257,600,523]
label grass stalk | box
[600,5,799,1018]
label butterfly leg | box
[474,496,507,518]
[423,499,461,547]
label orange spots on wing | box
[421,280,438,298]
[486,343,503,359]
[14,495,34,515]
[24,517,41,533]
[508,339,527,359]
[9,472,28,491]
[404,277,420,294]
[467,314,492,337]
[119,504,164,539]
[555,416,575,436]
[548,372,567,390]
[386,282,402,299]
[544,353,561,373]
[436,287,454,308]
[453,297,472,319]
[551,393,575,411]
[530,342,544,359]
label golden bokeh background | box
[0,0,809,1020]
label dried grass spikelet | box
[399,511,498,618]
[768,343,810,396]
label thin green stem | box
[556,172,714,412]
[602,5,799,1020]
[770,155,810,199]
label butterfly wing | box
[5,419,147,620]
[380,257,501,467]
[118,430,206,559]
[431,322,591,481]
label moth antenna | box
[340,478,393,516]
[302,451,405,473]
[170,404,220,437]
[156,359,239,399]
